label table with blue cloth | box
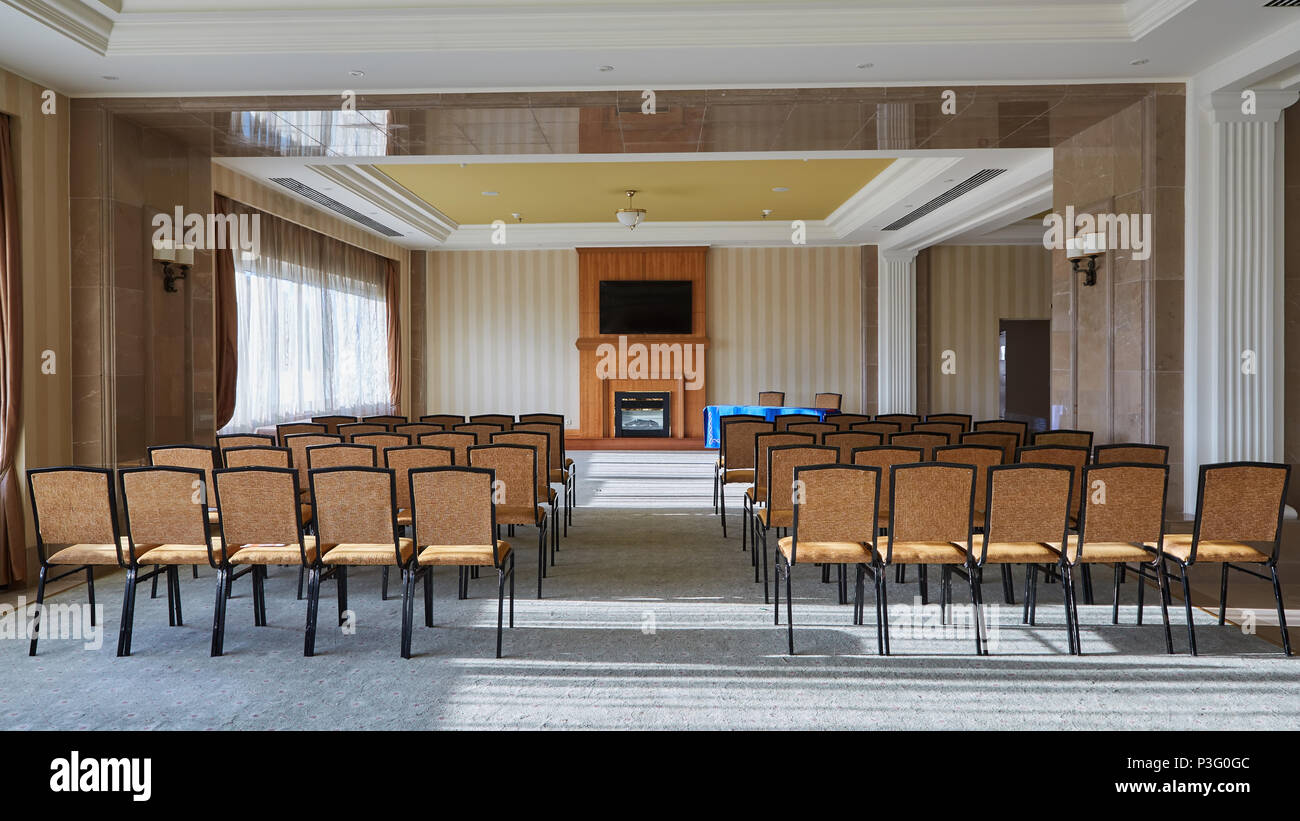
[703,405,836,448]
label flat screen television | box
[599,280,693,335]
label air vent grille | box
[268,177,402,237]
[881,169,1007,231]
[1263,0,1300,7]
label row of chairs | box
[756,391,843,410]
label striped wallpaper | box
[707,246,863,412]
[425,249,580,422]
[927,245,1053,419]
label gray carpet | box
[1,452,1296,730]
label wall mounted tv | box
[599,280,693,335]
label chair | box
[25,468,128,655]
[148,445,219,525]
[210,466,313,656]
[307,443,377,470]
[813,392,842,411]
[826,413,872,431]
[276,422,327,444]
[968,464,1074,654]
[307,466,417,658]
[311,415,358,434]
[888,432,948,460]
[912,422,963,443]
[117,466,223,656]
[776,464,880,654]
[519,413,576,516]
[418,431,477,465]
[492,431,560,563]
[851,420,902,437]
[385,446,455,528]
[421,414,466,427]
[518,413,563,425]
[874,462,978,655]
[515,421,573,535]
[1161,462,1291,656]
[222,445,291,469]
[409,466,516,657]
[395,423,442,439]
[875,413,919,432]
[351,432,412,455]
[786,421,836,443]
[363,414,408,428]
[454,423,505,444]
[1094,443,1169,465]
[470,413,514,431]
[283,433,343,499]
[926,413,972,431]
[961,430,1019,463]
[1016,445,1089,528]
[758,391,786,407]
[715,417,773,536]
[934,444,1004,527]
[338,422,389,441]
[752,444,838,603]
[743,432,815,555]
[1033,429,1094,450]
[469,444,550,598]
[217,433,274,462]
[1054,463,1172,655]
[774,413,818,432]
[823,431,882,463]
[851,446,924,534]
[973,419,1029,448]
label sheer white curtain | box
[221,202,392,434]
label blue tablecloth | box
[704,405,835,448]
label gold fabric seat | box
[321,537,415,566]
[46,536,133,566]
[724,468,754,483]
[757,508,792,528]
[228,535,319,566]
[418,541,512,567]
[1048,536,1156,564]
[967,534,1058,563]
[549,468,569,483]
[397,508,412,527]
[132,536,223,564]
[1160,534,1269,564]
[496,505,545,525]
[878,538,968,564]
[777,537,871,564]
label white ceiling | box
[0,0,1297,95]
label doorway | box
[999,319,1050,434]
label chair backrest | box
[223,445,291,469]
[925,413,972,431]
[1189,462,1290,563]
[470,413,514,431]
[826,413,871,431]
[27,467,121,563]
[976,464,1073,565]
[311,415,358,434]
[514,422,565,471]
[1094,443,1168,465]
[338,422,388,440]
[308,467,401,562]
[418,432,477,465]
[773,413,816,432]
[284,433,343,488]
[1033,429,1093,450]
[1016,444,1089,520]
[766,444,839,515]
[753,432,816,493]
[409,466,500,566]
[823,431,882,463]
[875,413,919,432]
[720,419,774,471]
[786,422,836,443]
[307,443,377,470]
[468,444,538,509]
[277,422,327,444]
[851,446,923,518]
[934,444,1004,519]
[758,391,785,407]
[421,414,466,427]
[454,423,504,444]
[492,431,550,492]
[813,392,842,410]
[119,466,210,550]
[972,419,1029,447]
[212,467,305,562]
[961,430,1019,463]
[217,433,274,458]
[1074,463,1168,562]
[888,432,948,460]
[851,420,902,437]
[912,422,963,443]
[385,445,455,511]
[518,412,563,425]
[886,463,976,557]
[394,423,442,439]
[148,445,218,503]
[788,464,880,565]
[363,415,408,428]
[351,432,411,455]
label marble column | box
[878,248,917,414]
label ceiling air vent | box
[1263,0,1300,6]
[881,169,1007,231]
[268,177,403,237]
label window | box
[221,203,392,433]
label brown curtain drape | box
[385,258,401,413]
[213,193,238,430]
[0,115,25,584]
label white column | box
[878,248,917,414]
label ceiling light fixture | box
[772,187,789,192]
[599,65,615,72]
[616,189,646,230]
[1130,58,1149,66]
[481,191,499,196]
[761,209,773,219]
[349,69,366,78]
[101,75,118,81]
[857,62,874,69]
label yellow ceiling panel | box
[374,158,894,225]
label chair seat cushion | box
[321,537,414,566]
[418,541,511,567]
[969,535,1059,563]
[46,536,132,566]
[397,508,411,527]
[564,457,574,467]
[1160,534,1270,565]
[757,508,792,529]
[134,536,224,565]
[724,469,755,484]
[1048,536,1156,564]
[229,536,319,565]
[878,538,968,564]
[496,505,544,526]
[778,537,872,564]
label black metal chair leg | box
[400,566,416,659]
[151,564,160,599]
[879,568,891,655]
[1112,563,1122,625]
[1061,564,1078,655]
[1218,564,1229,625]
[117,567,138,657]
[496,566,506,658]
[424,566,434,628]
[304,567,321,657]
[192,564,198,579]
[28,565,47,656]
[1081,564,1094,605]
[773,555,782,626]
[336,565,349,626]
[210,568,229,657]
[720,480,728,537]
[1000,564,1015,605]
[968,566,986,655]
[919,564,928,605]
[84,567,97,627]
[297,565,305,600]
[381,566,390,601]
[785,561,795,655]
[1156,561,1174,654]
[1136,563,1146,625]
[1178,564,1198,656]
[1269,565,1292,656]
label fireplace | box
[614,391,672,437]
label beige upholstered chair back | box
[1035,429,1093,450]
[961,431,1019,463]
[121,467,209,546]
[1196,464,1288,543]
[766,445,838,514]
[469,445,538,510]
[753,432,816,496]
[1077,464,1167,548]
[1017,445,1089,519]
[311,416,358,434]
[454,423,505,445]
[351,433,411,454]
[984,465,1072,545]
[813,392,841,410]
[492,431,550,492]
[223,446,291,469]
[888,432,948,461]
[395,423,442,439]
[889,463,975,544]
[935,444,1004,519]
[418,432,476,465]
[29,468,117,546]
[284,434,343,487]
[470,414,515,431]
[421,414,466,428]
[307,443,377,470]
[823,431,882,463]
[785,422,835,444]
[852,447,923,517]
[875,413,919,432]
[912,422,963,443]
[791,465,880,556]
[214,468,301,549]
[972,419,1028,447]
[410,468,495,550]
[338,423,388,440]
[148,446,217,502]
[514,422,564,471]
[310,468,397,547]
[277,422,327,444]
[217,434,274,457]
[1094,444,1168,465]
[758,391,785,407]
[827,413,871,430]
[385,446,454,510]
[721,420,773,470]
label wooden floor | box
[566,437,706,451]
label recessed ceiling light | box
[1130,58,1149,66]
[481,191,499,196]
[599,65,615,72]
[101,75,118,81]
[349,69,366,78]
[772,186,789,192]
[943,179,954,184]
[856,62,874,70]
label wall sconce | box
[153,241,194,292]
[1065,232,1105,287]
